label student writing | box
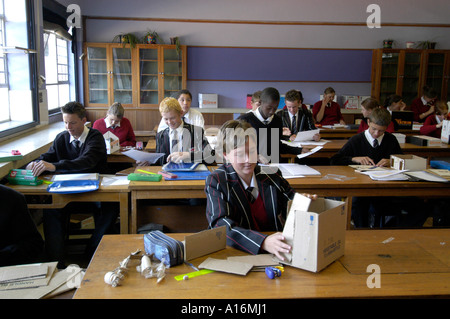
[93,102,136,147]
[157,89,204,132]
[238,87,304,163]
[276,89,319,141]
[152,97,213,165]
[25,102,117,268]
[410,85,437,122]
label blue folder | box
[47,180,99,194]
[164,170,211,180]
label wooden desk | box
[7,176,130,234]
[319,128,418,139]
[73,229,450,299]
[282,140,450,163]
[128,166,449,233]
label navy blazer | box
[276,108,316,134]
[155,123,214,165]
[205,163,295,255]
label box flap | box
[183,226,226,261]
[103,131,119,140]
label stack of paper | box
[261,164,321,178]
[0,262,83,299]
[359,169,409,181]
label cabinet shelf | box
[372,49,450,105]
[84,43,186,107]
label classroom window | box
[44,31,74,113]
[0,0,38,137]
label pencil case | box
[144,231,184,267]
[127,173,162,182]
[7,169,43,186]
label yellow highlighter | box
[137,169,156,175]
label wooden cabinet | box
[371,49,450,106]
[83,43,186,108]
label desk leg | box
[131,191,138,234]
[346,196,353,230]
[119,193,129,234]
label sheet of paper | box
[0,262,57,291]
[293,129,321,142]
[360,169,409,181]
[52,173,99,181]
[101,175,130,186]
[0,264,48,284]
[198,258,253,276]
[296,146,323,159]
[260,164,321,178]
[122,150,164,164]
[405,171,449,183]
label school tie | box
[246,187,255,204]
[291,115,297,134]
[373,139,379,148]
[171,130,179,153]
[263,120,269,125]
[72,140,80,151]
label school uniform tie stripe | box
[246,187,255,204]
[291,115,297,134]
[72,140,80,151]
[373,139,379,148]
[171,130,179,153]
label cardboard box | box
[441,120,450,144]
[183,226,226,261]
[407,135,442,146]
[103,131,120,154]
[390,154,427,171]
[276,194,347,273]
[199,93,218,108]
[392,133,406,144]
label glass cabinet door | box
[162,48,183,99]
[402,52,421,105]
[112,47,133,104]
[139,48,159,105]
[425,53,445,98]
[379,52,399,105]
[87,47,108,104]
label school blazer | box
[276,108,316,135]
[205,163,295,255]
[155,123,214,165]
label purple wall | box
[188,47,372,82]
[186,47,373,108]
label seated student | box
[153,97,214,165]
[157,89,204,132]
[26,102,117,268]
[358,98,396,133]
[276,89,319,141]
[93,102,136,147]
[205,120,316,260]
[331,108,425,228]
[312,87,345,126]
[238,87,304,163]
[0,185,44,266]
[410,85,438,123]
[384,94,406,112]
[420,100,450,138]
[250,90,261,111]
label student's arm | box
[314,101,327,123]
[121,118,137,147]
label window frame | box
[0,0,39,139]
